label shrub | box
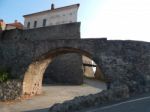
[0,69,10,83]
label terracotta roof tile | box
[6,22,23,29]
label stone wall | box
[0,22,82,85]
[43,53,83,85]
[0,38,150,96]
[102,40,150,95]
[1,22,80,41]
[0,22,81,80]
[49,85,129,112]
[0,80,22,101]
[0,23,150,99]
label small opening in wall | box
[43,19,46,27]
[27,22,30,29]
[34,21,37,28]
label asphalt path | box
[86,94,150,112]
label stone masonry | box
[0,22,149,100]
[43,53,83,84]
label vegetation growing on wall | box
[0,68,11,83]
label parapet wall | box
[0,22,80,41]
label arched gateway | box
[0,22,149,100]
[22,47,105,96]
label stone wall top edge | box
[0,22,80,34]
[23,22,81,31]
[107,39,150,44]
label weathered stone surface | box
[1,22,80,41]
[43,53,83,84]
[0,80,22,101]
[49,85,129,112]
[0,22,149,98]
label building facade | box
[0,19,6,31]
[6,20,23,30]
[23,4,80,29]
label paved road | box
[86,94,150,112]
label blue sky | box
[1,0,150,42]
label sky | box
[0,0,150,42]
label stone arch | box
[22,47,105,96]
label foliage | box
[0,69,10,83]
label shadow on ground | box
[83,78,106,90]
[23,108,49,112]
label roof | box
[23,3,80,17]
[6,22,23,29]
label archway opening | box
[42,53,83,85]
[22,47,106,97]
[82,55,105,81]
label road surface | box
[86,94,150,112]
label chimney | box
[51,4,55,10]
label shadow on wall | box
[22,47,106,97]
[42,54,105,85]
[42,53,83,85]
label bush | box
[0,69,10,83]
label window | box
[34,21,37,28]
[43,19,46,27]
[27,22,30,28]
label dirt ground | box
[0,79,106,112]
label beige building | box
[23,4,80,29]
[6,20,23,30]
